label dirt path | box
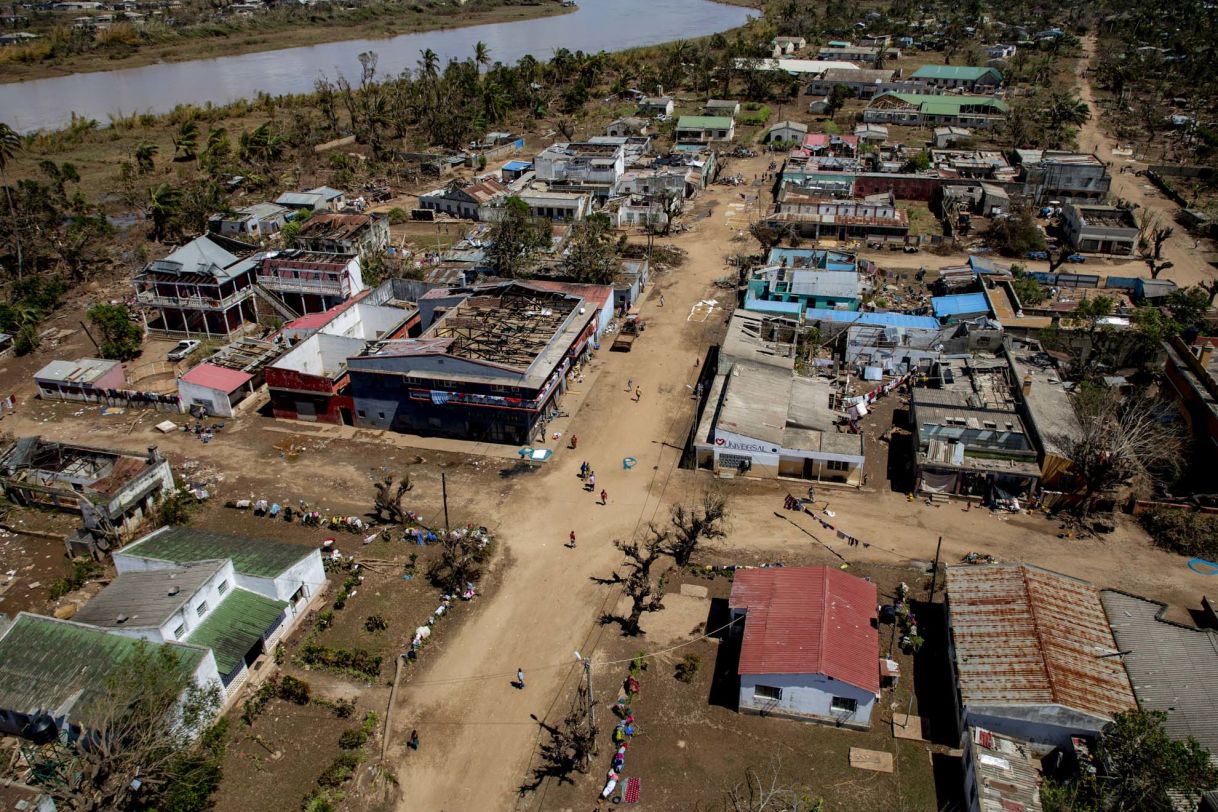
[387,165,764,811]
[1075,35,1217,289]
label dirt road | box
[1074,35,1217,289]
[387,167,756,811]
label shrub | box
[316,751,361,788]
[387,207,408,224]
[317,610,335,630]
[363,614,388,633]
[332,698,356,719]
[298,643,382,679]
[157,491,195,526]
[1139,508,1218,559]
[48,557,102,600]
[278,675,311,705]
[675,654,700,683]
[241,676,279,725]
[87,303,144,360]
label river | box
[0,0,754,133]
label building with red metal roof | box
[728,566,879,728]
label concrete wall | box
[739,672,876,729]
[177,379,237,418]
[86,456,175,536]
[103,561,238,645]
[963,704,1112,749]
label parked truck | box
[611,312,644,352]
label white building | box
[483,190,590,223]
[533,142,626,192]
[208,203,291,239]
[729,566,879,729]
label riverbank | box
[0,0,572,85]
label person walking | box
[626,377,632,391]
[567,530,576,548]
[408,730,419,750]
[588,472,596,491]
[600,489,607,505]
[659,293,665,307]
[634,386,641,402]
[517,668,525,689]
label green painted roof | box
[676,116,734,129]
[911,65,1002,82]
[880,93,1009,114]
[122,527,313,578]
[186,589,286,676]
[0,613,206,727]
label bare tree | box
[520,681,598,792]
[1055,389,1183,516]
[372,474,413,524]
[427,528,494,592]
[721,760,824,811]
[658,488,729,566]
[612,533,668,635]
[26,643,222,811]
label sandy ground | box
[1073,35,1218,289]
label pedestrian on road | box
[408,730,419,750]
[634,386,642,402]
[1196,239,1202,249]
[589,472,596,490]
[517,668,525,689]
[568,530,577,548]
[659,293,665,307]
[626,378,632,391]
[600,489,607,505]
[580,461,588,480]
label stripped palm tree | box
[0,122,24,279]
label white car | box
[167,339,200,361]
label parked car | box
[1025,250,1049,260]
[1064,253,1087,263]
[167,339,200,361]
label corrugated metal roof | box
[121,526,315,579]
[967,726,1044,812]
[1100,590,1218,758]
[186,588,286,676]
[804,308,940,329]
[0,613,206,727]
[946,564,1136,717]
[729,567,879,693]
[933,292,991,318]
[34,357,120,384]
[74,561,226,629]
[911,65,1001,81]
[180,363,253,393]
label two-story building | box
[294,213,389,256]
[532,141,626,198]
[418,176,508,220]
[256,249,366,316]
[134,233,260,340]
[1013,150,1112,205]
[1061,204,1138,254]
[864,93,1009,129]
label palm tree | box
[134,140,158,175]
[172,120,200,162]
[147,182,181,242]
[482,82,510,124]
[474,40,490,72]
[419,48,439,79]
[0,122,25,279]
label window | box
[831,696,858,713]
[217,579,229,595]
[173,624,185,639]
[754,685,782,701]
[196,601,208,617]
[827,459,850,472]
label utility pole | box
[441,472,450,532]
[583,657,595,737]
[928,535,943,601]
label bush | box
[278,675,311,705]
[1139,508,1218,559]
[316,750,361,788]
[298,643,382,679]
[317,610,335,630]
[87,303,144,360]
[48,557,102,600]
[363,614,388,633]
[675,654,700,683]
[387,207,407,224]
[157,491,195,526]
[241,677,279,725]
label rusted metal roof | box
[946,564,1135,718]
[730,566,879,693]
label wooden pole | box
[928,535,943,601]
[441,472,450,532]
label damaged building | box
[0,439,175,536]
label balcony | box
[135,287,252,312]
[256,273,350,298]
